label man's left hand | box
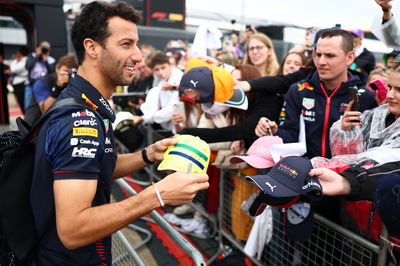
[146,136,179,162]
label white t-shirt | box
[140,67,183,130]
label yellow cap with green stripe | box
[157,135,210,174]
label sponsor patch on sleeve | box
[72,127,98,137]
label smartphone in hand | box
[348,86,360,122]
[348,86,359,112]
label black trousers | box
[0,81,9,125]
[12,82,25,114]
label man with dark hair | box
[256,28,377,159]
[31,1,208,264]
[32,54,78,112]
[24,54,79,125]
[254,28,377,226]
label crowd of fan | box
[1,0,400,263]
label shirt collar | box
[354,46,364,57]
[68,74,116,122]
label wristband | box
[141,148,154,164]
[152,183,165,207]
[382,7,391,12]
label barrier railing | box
[217,169,390,266]
[112,230,146,266]
[114,178,207,266]
[113,125,393,265]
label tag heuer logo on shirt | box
[72,127,98,137]
[302,98,315,110]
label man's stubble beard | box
[99,51,133,87]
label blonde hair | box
[242,33,279,76]
[367,68,390,84]
[216,50,240,66]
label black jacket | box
[278,71,377,158]
[180,93,284,149]
[351,48,376,84]
[342,161,400,201]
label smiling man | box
[30,2,209,265]
[256,28,377,159]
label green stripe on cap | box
[174,143,208,162]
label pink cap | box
[230,136,283,169]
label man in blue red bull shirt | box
[30,2,209,265]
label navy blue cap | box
[249,193,300,216]
[375,173,400,236]
[179,67,214,103]
[246,156,323,200]
[285,196,314,242]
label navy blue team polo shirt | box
[31,74,117,265]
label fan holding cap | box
[178,58,248,114]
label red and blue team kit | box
[278,71,376,159]
[31,74,116,265]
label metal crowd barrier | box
[113,178,207,266]
[110,124,207,265]
[111,230,146,266]
[115,124,393,265]
[217,169,391,266]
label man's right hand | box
[156,172,209,206]
[57,70,70,88]
[341,101,361,131]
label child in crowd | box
[132,51,183,132]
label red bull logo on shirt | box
[297,82,314,91]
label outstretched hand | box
[309,168,351,196]
[234,80,251,92]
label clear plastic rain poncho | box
[312,104,400,169]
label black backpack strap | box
[23,98,104,143]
